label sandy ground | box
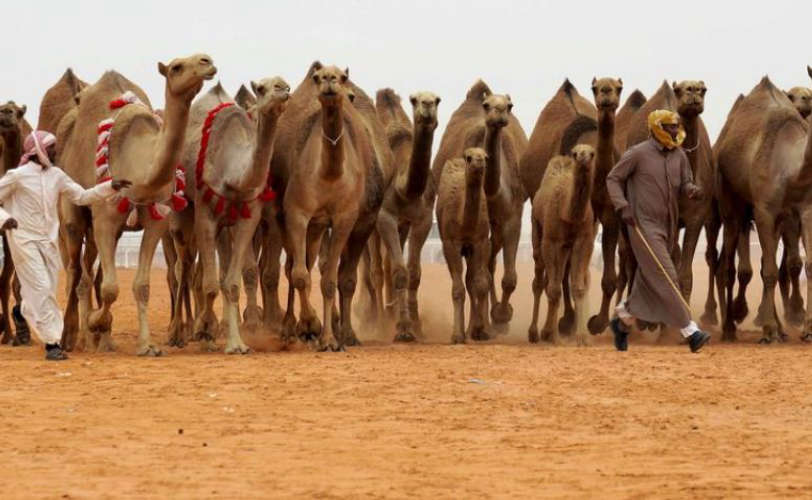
[2,260,812,499]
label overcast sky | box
[4,1,811,142]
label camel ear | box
[341,68,349,83]
[158,62,168,77]
[672,81,682,97]
[807,65,811,79]
[699,81,707,96]
[251,80,265,97]
[435,96,441,106]
[786,90,794,101]
[591,77,598,95]
[618,78,623,87]
[18,105,26,118]
[347,90,356,103]
[410,94,418,107]
[312,73,321,84]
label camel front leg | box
[780,214,804,327]
[132,218,167,356]
[678,219,703,301]
[716,218,740,341]
[406,209,432,336]
[286,208,319,347]
[467,239,492,341]
[336,222,374,347]
[529,219,545,343]
[492,212,521,330]
[260,213,284,331]
[753,207,781,343]
[701,207,721,326]
[194,209,220,352]
[221,214,262,354]
[319,214,355,352]
[241,241,262,332]
[377,209,414,342]
[0,237,14,345]
[442,241,466,344]
[89,211,123,352]
[59,222,84,351]
[571,231,595,347]
[734,224,754,325]
[542,239,565,345]
[588,211,619,335]
[798,207,812,342]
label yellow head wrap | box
[647,109,685,150]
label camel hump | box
[626,90,647,109]
[376,88,401,110]
[559,79,576,97]
[756,75,777,91]
[234,84,256,110]
[559,115,597,156]
[466,79,492,101]
[306,61,324,79]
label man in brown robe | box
[606,109,710,352]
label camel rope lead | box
[632,224,691,315]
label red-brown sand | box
[1,261,811,498]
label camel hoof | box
[394,332,417,343]
[558,311,575,335]
[721,333,737,342]
[758,337,772,345]
[777,331,789,343]
[137,345,163,357]
[225,343,251,355]
[753,312,767,328]
[491,302,513,325]
[296,316,322,343]
[785,307,805,328]
[470,326,490,342]
[96,335,117,353]
[700,310,718,327]
[801,333,812,343]
[528,327,539,344]
[587,315,607,335]
[451,334,466,345]
[342,333,362,347]
[199,338,218,352]
[317,337,343,352]
[540,329,554,343]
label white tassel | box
[98,118,114,128]
[95,164,109,178]
[122,91,139,104]
[95,146,108,160]
[153,203,171,218]
[97,130,111,146]
[126,209,139,228]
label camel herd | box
[0,54,811,354]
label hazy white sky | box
[3,0,811,141]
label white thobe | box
[0,162,115,344]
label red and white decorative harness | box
[95,91,188,227]
[195,101,276,223]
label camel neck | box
[1,129,23,174]
[595,108,616,179]
[145,90,191,190]
[484,125,502,198]
[236,108,281,192]
[320,103,345,180]
[802,115,812,181]
[681,112,700,175]
[403,121,435,200]
[462,170,484,234]
[568,163,593,223]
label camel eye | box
[483,103,491,111]
[171,64,182,73]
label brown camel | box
[519,78,622,335]
[715,68,812,343]
[529,144,597,346]
[436,148,491,343]
[430,80,527,333]
[614,90,647,153]
[275,65,374,351]
[367,88,439,341]
[623,80,717,328]
[37,69,87,134]
[169,76,289,353]
[59,54,216,355]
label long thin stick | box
[632,224,691,315]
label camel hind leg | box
[260,212,284,331]
[132,219,168,357]
[0,236,14,345]
[241,236,262,333]
[752,207,781,343]
[528,219,545,343]
[588,210,619,334]
[798,207,812,342]
[467,239,491,341]
[377,209,414,342]
[88,211,123,353]
[779,213,804,327]
[443,241,466,344]
[406,209,432,337]
[541,238,566,345]
[701,206,721,326]
[571,229,595,347]
[492,212,522,329]
[221,214,262,355]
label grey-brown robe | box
[606,138,700,328]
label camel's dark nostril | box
[200,58,211,65]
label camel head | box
[0,101,26,134]
[482,94,512,130]
[313,66,350,107]
[410,91,440,129]
[591,77,623,111]
[464,147,488,180]
[570,144,596,169]
[158,53,217,102]
[251,77,291,116]
[786,87,812,119]
[673,80,707,118]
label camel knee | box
[242,267,258,289]
[291,268,310,291]
[392,266,407,290]
[788,257,803,277]
[737,267,753,283]
[501,271,517,294]
[101,281,119,303]
[545,283,562,302]
[339,275,356,296]
[132,282,149,304]
[220,281,240,303]
[321,278,336,300]
[407,265,421,291]
[76,275,92,300]
[452,282,465,302]
[473,273,489,298]
[261,265,280,287]
[600,276,616,296]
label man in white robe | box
[0,131,130,360]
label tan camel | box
[715,68,812,343]
[786,86,812,120]
[0,100,29,344]
[623,80,717,328]
[519,78,622,335]
[37,69,87,134]
[170,76,289,353]
[368,88,439,341]
[529,144,597,346]
[436,148,491,343]
[59,54,216,355]
[276,65,372,351]
[614,90,646,153]
[430,80,527,334]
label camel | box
[0,100,31,344]
[614,90,646,153]
[623,80,717,329]
[58,54,216,355]
[37,69,87,134]
[169,76,289,353]
[429,80,527,333]
[436,148,491,343]
[715,67,812,343]
[529,144,597,346]
[786,86,812,120]
[272,64,377,351]
[367,88,440,342]
[519,78,622,335]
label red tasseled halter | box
[96,92,189,223]
[196,102,277,222]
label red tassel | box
[259,187,276,202]
[97,122,114,134]
[176,177,185,192]
[171,193,188,212]
[95,155,107,167]
[109,99,127,110]
[240,202,252,219]
[117,197,131,214]
[148,204,164,221]
[228,204,239,222]
[214,196,225,215]
[203,188,215,203]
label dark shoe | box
[688,331,711,353]
[45,344,69,361]
[12,305,30,346]
[610,317,629,352]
